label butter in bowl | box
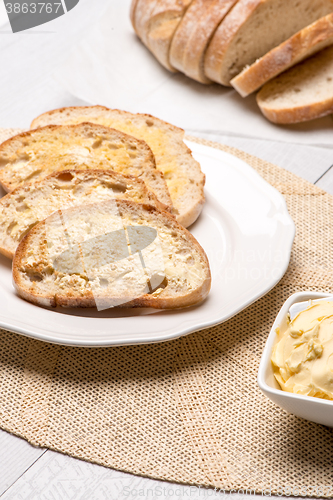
[258,292,333,427]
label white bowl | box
[257,291,333,427]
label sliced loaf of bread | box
[131,0,192,71]
[256,45,333,124]
[0,123,172,210]
[13,200,211,309]
[169,0,238,83]
[231,13,333,97]
[204,0,333,86]
[0,169,163,259]
[31,106,205,228]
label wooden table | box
[0,1,332,497]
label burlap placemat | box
[0,128,332,497]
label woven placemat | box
[0,128,333,498]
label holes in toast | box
[14,152,30,163]
[108,144,120,150]
[294,88,301,93]
[16,203,29,213]
[149,275,168,293]
[6,221,18,235]
[106,181,127,193]
[91,138,102,149]
[327,77,332,82]
[145,119,154,127]
[99,278,109,288]
[27,272,43,282]
[0,157,8,168]
[56,172,75,182]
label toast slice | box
[256,45,333,124]
[31,106,205,228]
[131,0,192,71]
[204,0,333,86]
[169,0,238,83]
[231,14,333,97]
[0,123,172,210]
[13,200,211,309]
[0,169,164,260]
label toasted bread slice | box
[0,122,172,210]
[231,13,333,97]
[131,0,192,71]
[13,200,211,309]
[0,169,164,260]
[31,106,205,228]
[256,45,333,124]
[204,0,333,86]
[169,0,238,83]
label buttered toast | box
[0,169,164,259]
[31,106,205,228]
[0,122,172,211]
[13,200,211,309]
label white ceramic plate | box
[0,141,295,346]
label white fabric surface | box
[54,0,333,147]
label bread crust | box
[204,0,260,85]
[31,106,206,228]
[231,13,333,97]
[131,0,159,44]
[256,45,333,124]
[205,0,333,86]
[257,94,333,124]
[130,0,140,31]
[170,0,238,83]
[132,0,192,71]
[31,105,183,139]
[13,200,211,310]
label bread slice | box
[131,0,192,71]
[0,122,172,210]
[0,169,164,260]
[256,45,333,124]
[204,0,333,86]
[13,200,211,309]
[169,0,238,83]
[31,106,205,228]
[231,13,333,97]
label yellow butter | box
[272,301,333,400]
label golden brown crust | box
[13,200,211,310]
[31,105,185,136]
[231,13,333,97]
[130,0,140,31]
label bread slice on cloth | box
[204,0,333,86]
[231,13,333,97]
[131,0,192,71]
[169,0,238,83]
[0,122,172,210]
[31,106,205,228]
[256,45,333,124]
[0,169,164,260]
[13,200,211,309]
